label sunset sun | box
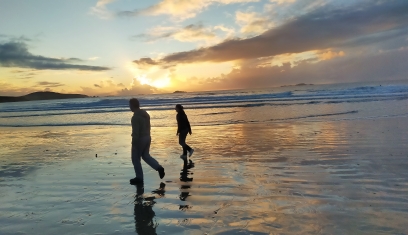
[136,74,171,89]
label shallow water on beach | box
[1,117,408,234]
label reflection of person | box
[180,159,194,182]
[129,98,165,185]
[133,183,164,235]
[175,104,194,160]
[179,159,194,205]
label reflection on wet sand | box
[1,118,408,234]
[179,159,194,207]
[133,183,166,235]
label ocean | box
[2,80,408,234]
[1,80,408,128]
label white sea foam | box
[1,82,408,127]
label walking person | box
[129,98,165,185]
[175,104,194,160]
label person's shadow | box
[179,159,194,211]
[133,183,166,235]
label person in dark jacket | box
[175,104,194,159]
[129,98,165,185]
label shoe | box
[188,149,194,157]
[130,177,143,185]
[180,154,187,160]
[158,166,165,179]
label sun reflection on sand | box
[1,117,408,234]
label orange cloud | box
[133,1,408,67]
[165,48,408,91]
[318,50,345,60]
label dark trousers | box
[179,130,192,155]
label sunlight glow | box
[136,74,171,88]
[136,74,149,85]
[151,75,171,88]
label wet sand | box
[1,117,408,235]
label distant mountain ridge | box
[0,91,88,103]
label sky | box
[0,0,407,96]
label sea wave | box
[1,83,408,127]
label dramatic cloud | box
[118,0,259,21]
[134,0,408,66]
[0,41,111,71]
[169,48,408,91]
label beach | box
[3,0,408,233]
[1,115,408,234]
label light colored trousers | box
[131,135,160,180]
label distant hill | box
[0,91,88,103]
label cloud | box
[11,70,26,73]
[118,0,259,21]
[318,50,345,60]
[78,80,119,96]
[235,11,274,35]
[8,69,40,79]
[36,81,65,88]
[0,81,38,96]
[117,78,160,96]
[269,0,296,4]
[77,79,159,96]
[0,41,111,71]
[133,57,160,68]
[0,34,34,42]
[170,48,408,91]
[132,23,218,43]
[214,25,236,38]
[90,0,117,19]
[265,0,326,16]
[17,72,37,80]
[88,56,100,61]
[0,77,159,97]
[133,0,408,67]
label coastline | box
[1,117,408,234]
[0,91,88,103]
